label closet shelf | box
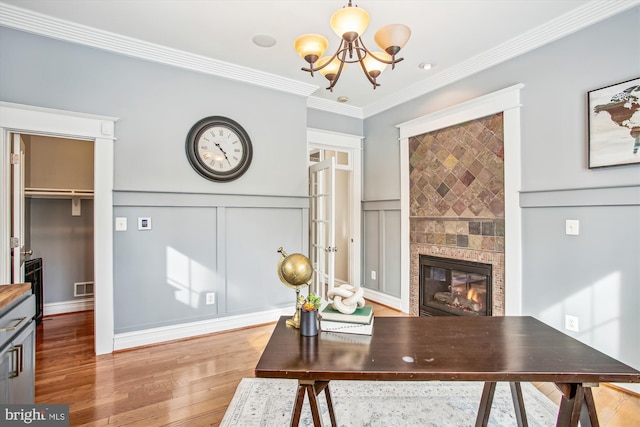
[25,188,94,199]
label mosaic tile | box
[482,236,496,251]
[481,222,495,236]
[409,114,504,220]
[469,235,483,250]
[456,234,469,248]
[469,221,481,235]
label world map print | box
[589,78,640,168]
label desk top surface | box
[254,316,640,384]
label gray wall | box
[0,27,312,333]
[362,7,640,370]
[307,109,363,137]
[28,198,94,303]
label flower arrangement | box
[299,292,322,312]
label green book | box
[320,305,373,325]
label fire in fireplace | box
[419,255,492,317]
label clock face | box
[186,117,252,182]
[197,126,244,172]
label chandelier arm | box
[327,48,349,92]
[354,38,379,89]
[356,37,404,66]
[301,41,349,74]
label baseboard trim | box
[44,298,94,316]
[363,288,403,312]
[609,382,640,396]
[113,307,292,351]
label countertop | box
[0,283,32,311]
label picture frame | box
[587,77,640,168]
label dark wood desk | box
[255,316,640,427]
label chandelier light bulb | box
[294,34,329,64]
[318,56,343,81]
[330,3,370,42]
[374,24,411,56]
[363,52,391,78]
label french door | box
[309,157,336,301]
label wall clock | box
[185,116,253,182]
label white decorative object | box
[327,284,365,314]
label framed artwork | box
[587,77,640,168]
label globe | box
[278,250,313,289]
[277,247,313,328]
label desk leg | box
[290,380,337,427]
[555,383,599,427]
[509,382,528,427]
[317,381,337,426]
[475,382,497,427]
[475,382,528,427]
[307,384,323,426]
[291,383,307,427]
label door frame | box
[307,128,363,288]
[0,101,118,355]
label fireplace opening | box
[419,255,492,317]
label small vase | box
[300,309,318,336]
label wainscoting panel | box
[362,200,401,298]
[112,191,308,348]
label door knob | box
[21,249,33,256]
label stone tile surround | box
[409,113,505,316]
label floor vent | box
[74,281,94,297]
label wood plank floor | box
[36,304,640,426]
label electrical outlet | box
[565,315,579,332]
[205,292,216,305]
[371,270,377,280]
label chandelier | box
[294,1,411,92]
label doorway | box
[0,102,117,355]
[307,128,362,289]
[24,135,96,317]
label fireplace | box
[419,255,492,317]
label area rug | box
[220,378,559,426]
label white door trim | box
[0,101,118,355]
[307,128,363,288]
[396,84,524,315]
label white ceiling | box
[0,0,636,116]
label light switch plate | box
[565,219,579,235]
[115,217,127,231]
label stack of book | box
[319,304,374,335]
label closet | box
[23,135,95,316]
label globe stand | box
[286,288,302,328]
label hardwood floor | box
[36,304,639,426]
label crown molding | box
[1,1,636,118]
[306,96,364,119]
[361,0,640,118]
[0,2,318,97]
